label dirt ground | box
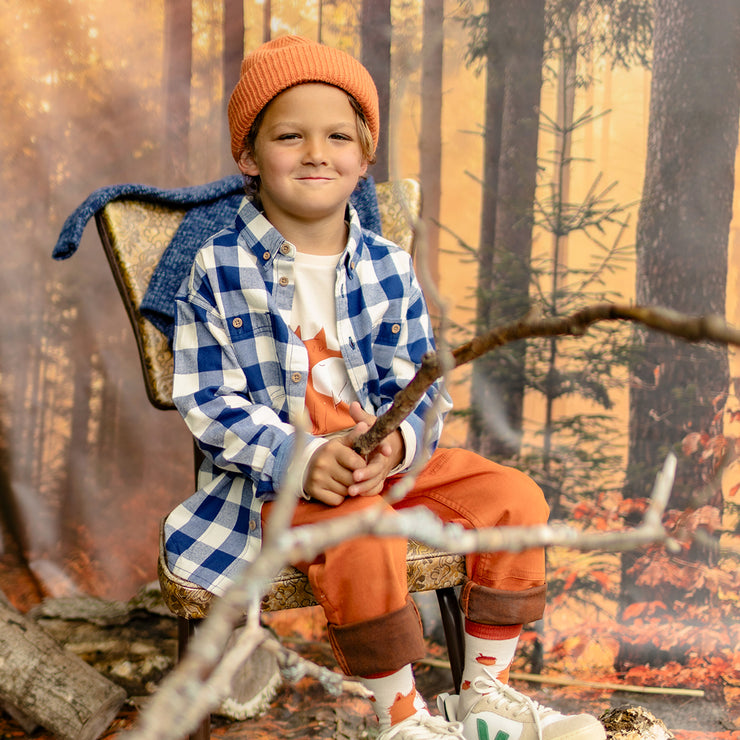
[1,592,737,740]
[0,655,733,740]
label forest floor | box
[0,587,737,740]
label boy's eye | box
[277,133,300,140]
[330,133,352,141]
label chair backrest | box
[95,179,421,411]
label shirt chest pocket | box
[372,319,403,373]
[227,311,274,343]
[226,312,284,398]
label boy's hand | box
[303,420,370,506]
[346,402,405,497]
[303,402,405,505]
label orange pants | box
[261,447,548,676]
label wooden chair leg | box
[177,617,211,740]
[436,587,464,693]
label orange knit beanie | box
[228,35,379,162]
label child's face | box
[238,83,368,228]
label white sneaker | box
[377,712,466,739]
[436,672,606,740]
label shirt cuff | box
[296,437,329,500]
[390,419,417,475]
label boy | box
[165,35,605,740]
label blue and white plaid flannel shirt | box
[164,197,450,595]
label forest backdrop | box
[1,0,740,733]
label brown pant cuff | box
[459,581,547,625]
[327,597,426,676]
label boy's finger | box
[349,401,376,426]
[347,477,383,497]
[310,489,347,507]
[354,451,389,480]
[326,467,355,489]
[334,443,367,471]
[343,420,370,444]
[304,473,347,497]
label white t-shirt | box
[289,248,414,497]
[290,250,359,435]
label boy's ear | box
[238,149,259,177]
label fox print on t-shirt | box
[297,327,356,435]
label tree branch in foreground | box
[124,454,677,740]
[354,303,740,454]
[128,302,732,739]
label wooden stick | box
[507,672,705,698]
[417,658,705,697]
[354,303,740,454]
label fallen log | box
[0,590,127,740]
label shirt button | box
[232,317,243,329]
[350,261,356,270]
[279,276,289,287]
[391,323,401,334]
[249,520,257,531]
[291,372,302,383]
[280,243,291,255]
[262,251,271,261]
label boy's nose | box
[303,137,328,164]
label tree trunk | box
[621,0,740,622]
[361,0,391,181]
[0,413,42,607]
[626,0,740,505]
[543,16,577,511]
[263,0,272,42]
[468,0,545,458]
[420,0,444,290]
[222,0,244,173]
[0,591,126,740]
[59,296,95,574]
[163,0,192,182]
[467,0,506,457]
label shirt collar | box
[234,198,288,268]
[235,198,366,274]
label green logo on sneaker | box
[476,719,510,740]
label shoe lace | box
[471,669,556,739]
[383,713,464,739]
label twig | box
[124,454,677,740]
[507,672,705,698]
[417,659,704,697]
[262,637,372,699]
[125,309,704,740]
[125,426,312,740]
[354,303,740,454]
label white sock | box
[458,620,522,717]
[360,664,429,730]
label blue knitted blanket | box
[53,175,381,343]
